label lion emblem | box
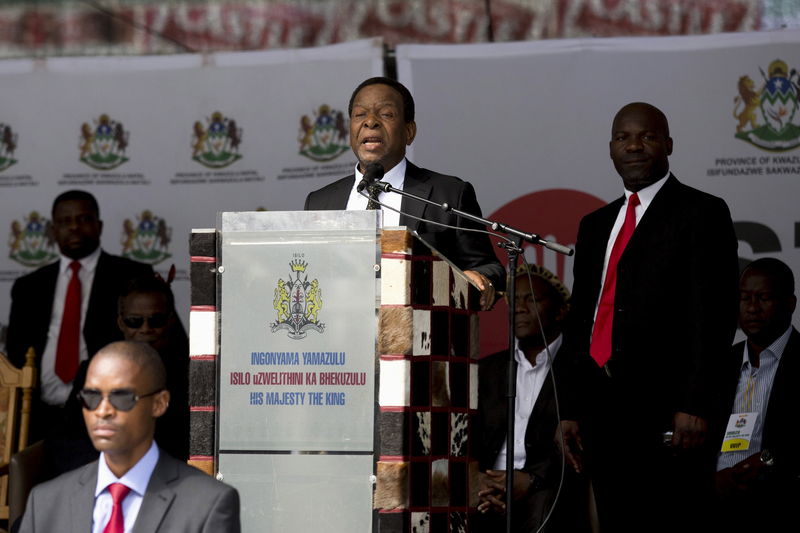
[733,75,762,133]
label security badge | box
[720,412,759,452]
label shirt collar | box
[59,246,101,275]
[353,158,407,191]
[514,333,563,371]
[741,325,793,370]
[623,171,670,210]
[95,441,160,497]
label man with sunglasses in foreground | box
[18,340,240,533]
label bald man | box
[557,103,739,532]
[19,341,240,533]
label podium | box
[189,211,482,532]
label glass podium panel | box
[217,210,379,533]
[220,454,374,532]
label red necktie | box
[103,483,131,533]
[590,193,640,367]
[55,260,81,383]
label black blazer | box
[477,345,590,533]
[7,250,153,369]
[560,175,739,430]
[19,449,240,533]
[716,328,800,485]
[304,160,505,289]
[478,348,561,476]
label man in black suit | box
[476,264,589,533]
[6,190,152,439]
[713,258,799,531]
[557,103,739,532]
[304,77,504,308]
[19,340,240,533]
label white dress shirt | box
[40,246,101,405]
[345,158,407,227]
[593,173,669,322]
[93,441,160,533]
[493,334,562,470]
[716,326,791,471]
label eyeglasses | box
[77,388,164,411]
[121,313,170,329]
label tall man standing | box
[557,102,739,532]
[304,77,505,308]
[7,190,152,439]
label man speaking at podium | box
[304,77,504,309]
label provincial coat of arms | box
[298,104,349,162]
[79,114,130,170]
[192,112,243,168]
[0,123,18,172]
[271,259,325,339]
[121,210,172,265]
[8,211,58,267]
[733,59,800,151]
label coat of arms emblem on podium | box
[271,258,325,339]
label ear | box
[555,302,569,323]
[405,121,417,146]
[151,389,170,419]
[666,136,673,156]
[117,315,126,333]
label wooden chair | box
[0,348,36,522]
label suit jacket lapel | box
[41,261,59,311]
[622,174,679,255]
[36,262,60,363]
[399,162,432,231]
[84,250,108,338]
[132,453,178,533]
[587,196,624,289]
[71,462,99,533]
[326,176,355,210]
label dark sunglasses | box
[121,313,170,329]
[77,388,163,411]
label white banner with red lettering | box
[0,38,382,348]
[396,30,800,354]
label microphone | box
[490,222,575,256]
[356,162,385,193]
[368,181,392,194]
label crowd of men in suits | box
[5,76,797,533]
[5,189,238,532]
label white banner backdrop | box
[2,31,799,357]
[0,38,383,347]
[396,30,800,354]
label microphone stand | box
[502,236,523,533]
[367,181,574,256]
[367,181,572,533]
